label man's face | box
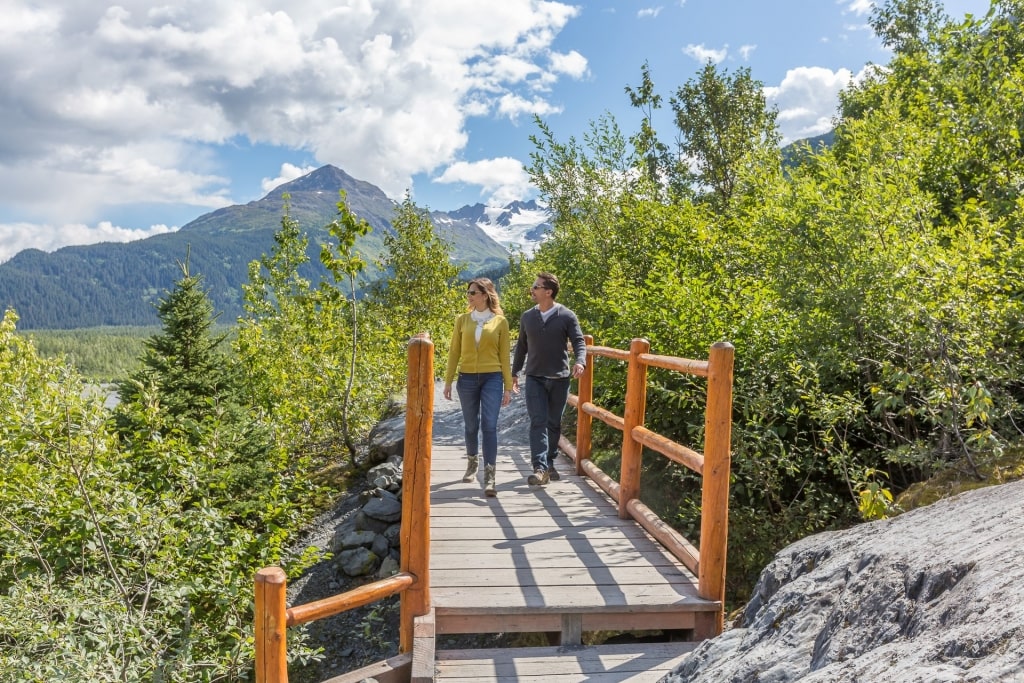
[530,279,552,304]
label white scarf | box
[470,308,495,343]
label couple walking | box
[443,272,587,497]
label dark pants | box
[524,375,570,472]
[456,372,504,467]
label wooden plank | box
[562,614,583,646]
[431,584,712,611]
[319,653,411,683]
[429,565,696,588]
[436,611,698,635]
[430,550,680,569]
[435,642,697,681]
[430,515,634,529]
[430,524,671,542]
[411,610,435,683]
[428,538,690,555]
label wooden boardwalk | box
[427,439,717,681]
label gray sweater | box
[512,304,587,379]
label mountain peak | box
[265,164,391,202]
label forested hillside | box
[2,0,1022,681]
[0,165,509,329]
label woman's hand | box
[443,383,453,400]
[501,390,511,407]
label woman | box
[444,278,513,497]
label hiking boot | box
[462,455,479,482]
[527,468,549,486]
[484,464,497,497]
[548,466,560,481]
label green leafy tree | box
[670,62,781,209]
[369,192,464,360]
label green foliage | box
[524,0,1024,607]
[0,309,306,682]
[368,192,465,366]
[20,326,155,381]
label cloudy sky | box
[0,0,989,262]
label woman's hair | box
[467,277,503,315]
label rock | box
[337,547,380,577]
[377,556,400,579]
[371,533,390,558]
[367,460,403,492]
[363,493,402,523]
[661,479,1024,682]
[354,509,391,535]
[383,522,401,547]
[333,530,376,553]
[367,414,406,464]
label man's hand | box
[571,362,585,378]
[512,376,520,393]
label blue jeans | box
[524,375,571,472]
[456,372,504,466]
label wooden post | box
[255,567,288,683]
[574,334,595,475]
[400,333,433,653]
[617,338,649,519]
[698,341,734,636]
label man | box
[511,272,587,486]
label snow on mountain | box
[443,200,552,256]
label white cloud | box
[764,66,865,142]
[433,157,533,206]
[682,44,728,64]
[550,50,588,78]
[638,7,663,19]
[738,44,757,61]
[262,163,319,194]
[496,94,563,120]
[0,0,584,256]
[0,221,176,263]
[844,0,875,16]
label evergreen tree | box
[117,257,234,425]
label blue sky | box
[0,0,990,261]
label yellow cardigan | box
[445,311,513,390]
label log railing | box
[254,334,435,683]
[561,336,734,636]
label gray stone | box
[339,530,376,550]
[661,479,1024,683]
[376,556,400,579]
[363,494,402,523]
[367,414,406,464]
[371,533,390,558]
[354,509,391,535]
[383,522,401,547]
[337,547,380,577]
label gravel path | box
[286,381,533,682]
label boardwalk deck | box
[429,441,719,642]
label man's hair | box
[537,272,559,298]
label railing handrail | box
[567,335,734,636]
[253,334,435,683]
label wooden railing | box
[254,334,435,683]
[561,336,734,636]
[252,333,735,679]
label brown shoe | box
[527,469,549,486]
[548,466,560,481]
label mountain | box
[440,199,552,255]
[0,165,513,329]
